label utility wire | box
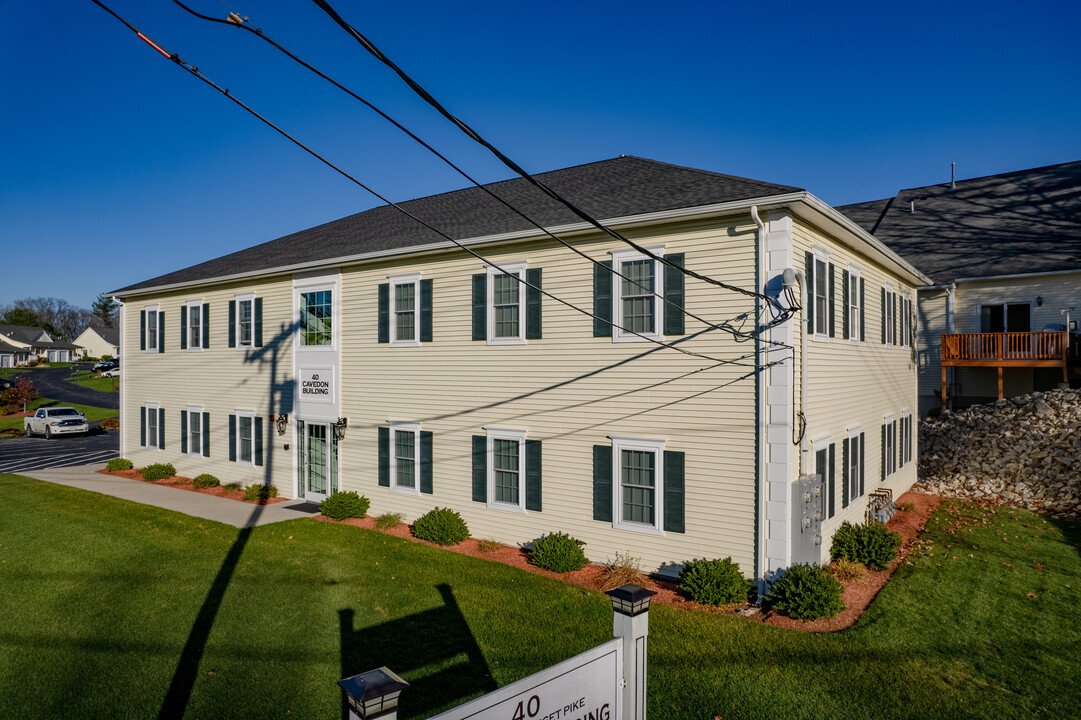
[169,0,792,352]
[87,0,781,370]
[310,0,794,320]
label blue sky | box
[2,0,1079,310]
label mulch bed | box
[98,468,289,505]
[318,490,943,631]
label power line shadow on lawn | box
[338,584,497,720]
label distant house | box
[0,337,32,368]
[0,324,81,363]
[74,326,120,360]
[839,160,1081,414]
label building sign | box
[427,639,621,720]
[299,367,334,404]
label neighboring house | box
[0,324,80,363]
[0,337,32,368]
[111,156,928,579]
[839,160,1081,415]
[74,326,120,360]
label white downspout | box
[751,205,768,582]
[793,270,810,474]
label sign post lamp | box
[605,584,657,720]
[338,667,410,720]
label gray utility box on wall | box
[791,472,827,565]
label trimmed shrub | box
[106,458,133,471]
[192,474,220,489]
[141,463,176,482]
[765,563,845,620]
[530,532,588,573]
[830,521,903,571]
[222,482,242,493]
[319,491,370,520]
[678,557,753,605]
[412,507,469,546]
[243,484,279,502]
[375,512,403,530]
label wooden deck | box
[941,331,1080,407]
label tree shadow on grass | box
[338,584,496,720]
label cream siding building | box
[113,157,927,578]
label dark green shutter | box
[140,311,146,350]
[158,408,165,449]
[525,268,542,340]
[859,432,866,496]
[255,417,264,467]
[828,443,836,518]
[254,297,263,347]
[180,410,188,454]
[893,420,899,474]
[805,251,815,334]
[472,274,486,341]
[378,427,390,486]
[663,450,685,533]
[593,444,613,522]
[202,304,210,348]
[229,414,237,462]
[894,294,899,347]
[228,300,236,348]
[158,312,165,353]
[842,270,850,339]
[841,438,849,508]
[664,253,685,336]
[859,278,866,342]
[420,431,433,494]
[828,262,836,337]
[420,279,433,343]
[881,423,887,480]
[593,261,613,337]
[881,287,887,344]
[180,306,188,350]
[472,435,487,502]
[525,439,542,511]
[140,406,146,446]
[377,284,389,343]
[202,412,210,457]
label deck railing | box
[941,330,1071,363]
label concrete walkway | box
[22,464,322,528]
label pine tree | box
[91,293,116,328]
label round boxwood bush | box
[678,557,753,605]
[243,483,279,502]
[830,521,902,571]
[192,474,220,489]
[106,458,133,471]
[411,507,469,546]
[765,563,845,620]
[530,532,588,573]
[319,491,370,520]
[141,463,176,482]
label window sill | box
[389,340,421,348]
[486,501,526,514]
[613,521,664,537]
[390,485,421,496]
[612,332,662,344]
[486,337,526,346]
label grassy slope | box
[0,477,1078,720]
[68,373,118,393]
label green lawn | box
[0,367,33,379]
[0,476,1078,720]
[67,370,118,393]
[0,398,117,435]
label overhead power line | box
[87,0,782,371]
[169,0,792,352]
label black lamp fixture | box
[272,413,289,436]
[338,667,409,720]
[334,416,349,441]
[604,584,657,617]
[1036,296,1044,307]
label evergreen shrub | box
[243,484,278,502]
[192,474,220,489]
[412,507,469,545]
[530,532,588,573]
[677,557,753,605]
[765,563,845,620]
[141,463,176,482]
[830,521,902,571]
[319,491,370,520]
[106,458,133,471]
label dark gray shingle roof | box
[97,327,120,345]
[0,325,47,344]
[837,160,1081,284]
[113,156,801,294]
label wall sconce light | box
[1036,296,1043,307]
[272,413,289,436]
[334,417,348,441]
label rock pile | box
[915,388,1081,519]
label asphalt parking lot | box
[0,426,118,473]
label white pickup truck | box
[24,407,89,439]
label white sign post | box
[337,585,655,720]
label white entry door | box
[297,420,337,503]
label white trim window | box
[487,428,526,512]
[188,405,203,456]
[813,248,830,338]
[610,247,664,342]
[236,409,255,466]
[145,305,159,353]
[612,436,666,534]
[146,402,160,450]
[299,287,334,347]
[884,285,896,346]
[388,273,421,347]
[884,414,897,479]
[899,412,913,467]
[848,265,862,343]
[187,300,203,351]
[901,293,913,348]
[390,421,421,494]
[236,293,254,349]
[487,262,526,344]
[848,428,863,502]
